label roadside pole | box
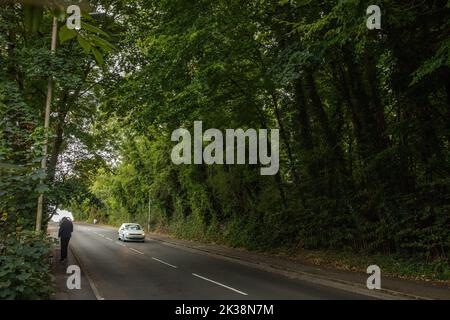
[36,16,58,232]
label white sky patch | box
[51,209,74,222]
[56,136,119,181]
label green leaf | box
[77,35,92,53]
[92,47,105,66]
[89,34,117,52]
[81,22,110,38]
[81,12,95,21]
[59,25,78,44]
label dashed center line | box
[85,227,250,297]
[192,273,248,296]
[129,247,144,255]
[152,257,178,268]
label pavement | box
[49,222,450,300]
[48,223,96,300]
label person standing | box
[58,217,73,262]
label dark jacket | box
[58,219,73,239]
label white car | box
[118,223,145,242]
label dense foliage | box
[74,0,450,263]
[0,1,114,298]
[0,231,54,299]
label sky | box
[51,209,74,222]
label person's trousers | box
[60,237,71,261]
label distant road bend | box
[66,223,375,300]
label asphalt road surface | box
[68,223,374,300]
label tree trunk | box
[270,92,301,186]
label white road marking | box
[69,244,105,301]
[105,237,113,241]
[116,241,126,247]
[192,273,248,296]
[129,247,144,255]
[151,257,178,269]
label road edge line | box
[69,244,105,300]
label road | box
[68,223,374,300]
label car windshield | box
[126,224,142,230]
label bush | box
[0,230,54,300]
